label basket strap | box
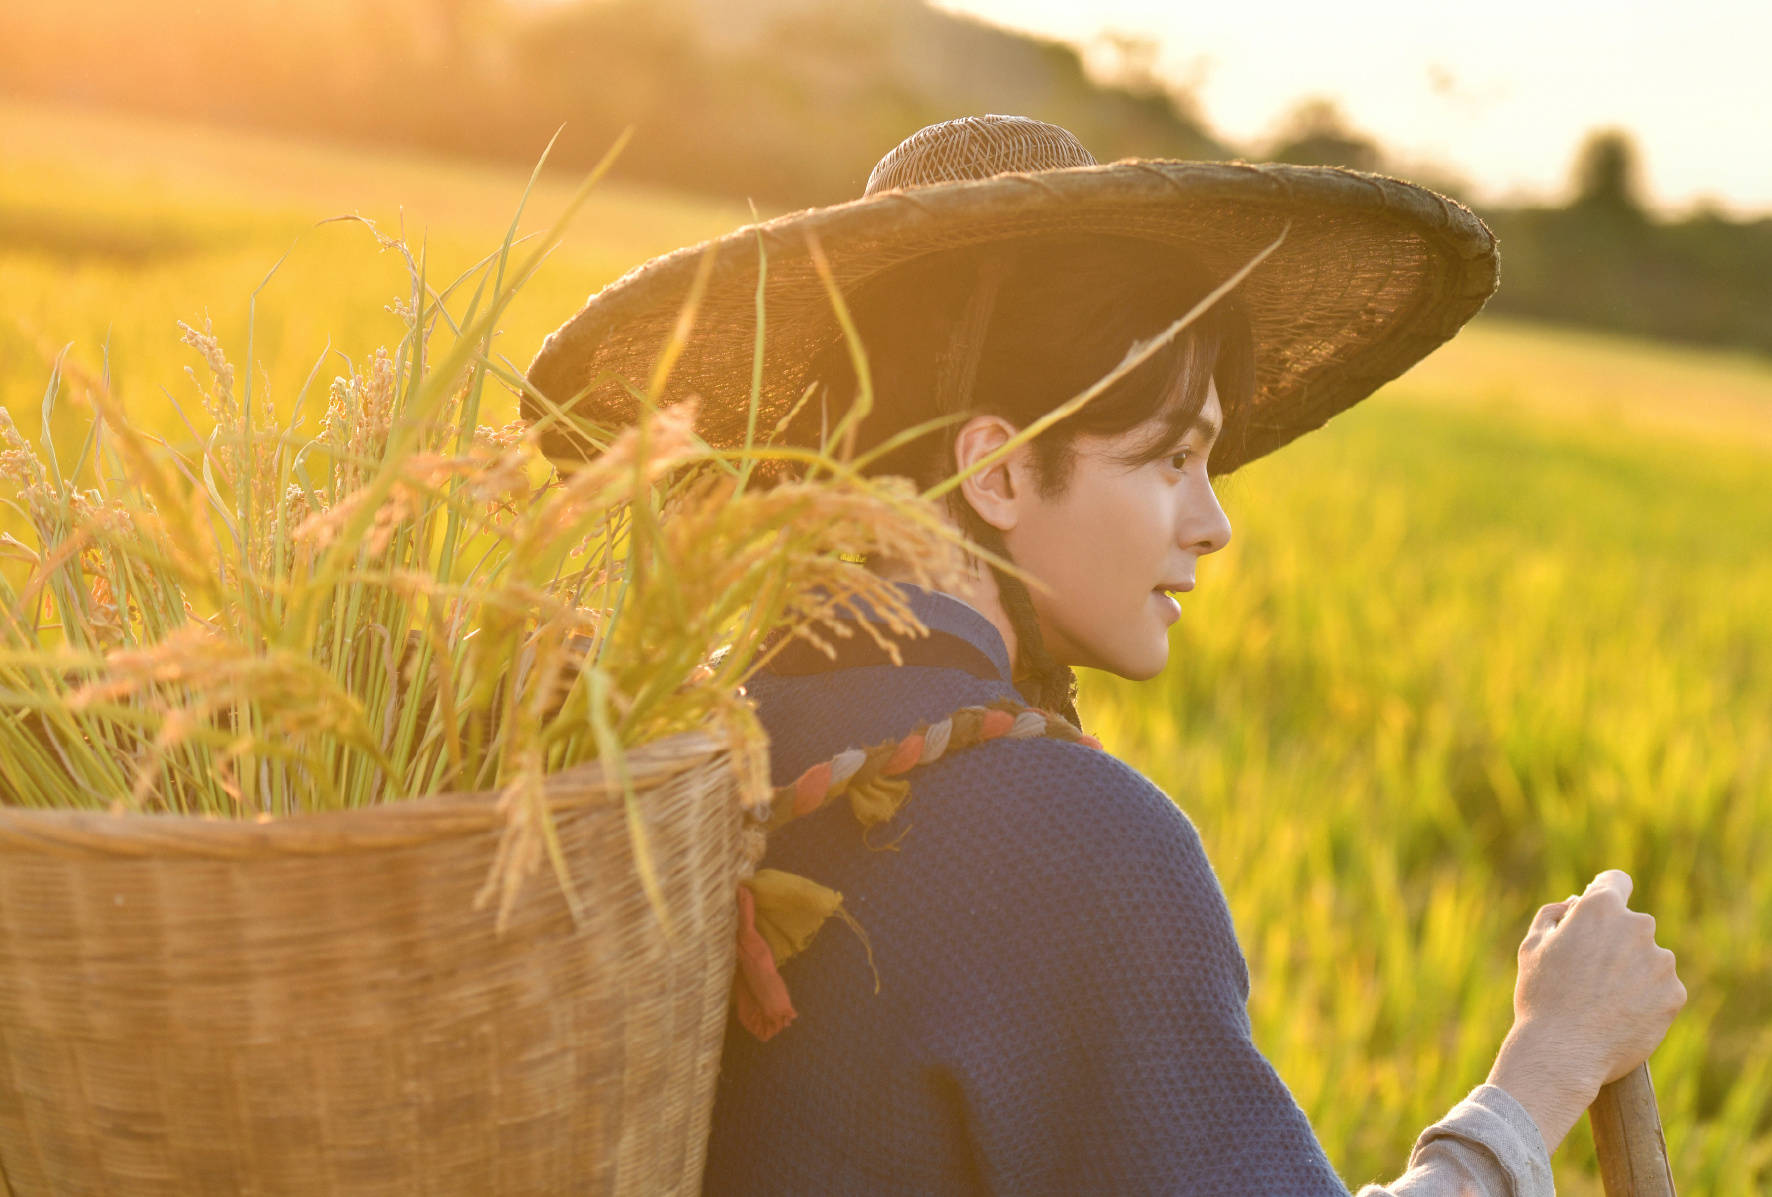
[756,696,1099,833]
[733,697,1101,1040]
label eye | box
[1167,448,1193,472]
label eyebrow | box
[1178,412,1221,446]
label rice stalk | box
[0,139,971,928]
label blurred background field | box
[4,58,1770,1197]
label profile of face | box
[960,379,1233,682]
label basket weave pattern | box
[0,729,743,1195]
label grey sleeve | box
[1351,1084,1556,1197]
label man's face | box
[1005,380,1232,681]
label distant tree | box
[1267,98,1383,173]
[1092,30,1163,93]
[1571,128,1646,218]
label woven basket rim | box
[0,725,728,859]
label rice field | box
[4,98,1770,1191]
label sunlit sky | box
[934,0,1771,216]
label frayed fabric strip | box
[733,884,796,1041]
[919,719,952,762]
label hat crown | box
[863,114,1098,197]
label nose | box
[1182,478,1232,556]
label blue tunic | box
[701,581,1350,1194]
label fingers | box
[1530,898,1576,934]
[1531,869,1636,940]
[1528,870,1653,947]
[1667,968,1689,1015]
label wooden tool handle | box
[1589,1061,1676,1196]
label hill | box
[0,0,1227,207]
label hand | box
[1486,869,1687,1155]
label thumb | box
[1586,868,1635,906]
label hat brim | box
[523,160,1498,476]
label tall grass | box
[4,101,1769,1190]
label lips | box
[1152,586,1183,626]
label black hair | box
[795,233,1257,729]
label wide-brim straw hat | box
[524,114,1498,476]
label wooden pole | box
[1589,1061,1676,1196]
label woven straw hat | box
[524,114,1499,475]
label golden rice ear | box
[0,164,966,903]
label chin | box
[1109,642,1169,682]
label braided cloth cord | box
[865,114,1098,196]
[731,697,1102,1040]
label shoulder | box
[899,733,1255,1023]
[917,733,1210,871]
[905,736,1240,960]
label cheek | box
[1046,475,1168,597]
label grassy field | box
[5,99,1770,1190]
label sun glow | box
[933,0,1772,216]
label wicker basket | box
[0,728,746,1196]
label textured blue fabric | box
[702,583,1351,1195]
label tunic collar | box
[763,581,1014,686]
[891,582,1014,684]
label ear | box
[952,413,1029,534]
